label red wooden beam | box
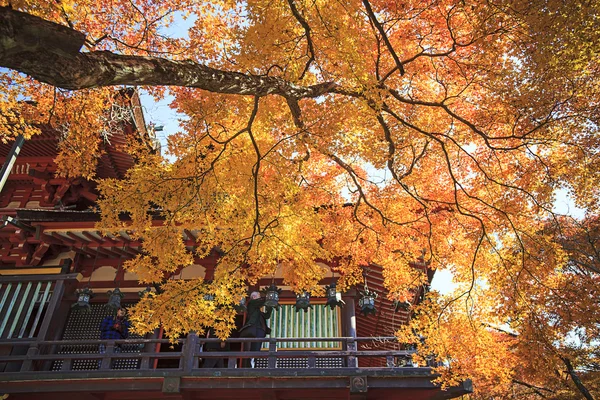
[30,242,50,266]
[80,231,104,244]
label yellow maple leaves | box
[2,0,600,397]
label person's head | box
[250,291,261,300]
[116,307,126,317]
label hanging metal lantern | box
[72,287,94,312]
[325,283,345,309]
[263,283,282,309]
[138,286,153,298]
[295,291,312,312]
[358,288,378,316]
[106,287,125,312]
[393,300,411,313]
[234,297,247,313]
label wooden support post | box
[347,338,357,368]
[228,355,237,369]
[60,357,72,371]
[181,332,198,373]
[386,355,395,368]
[268,338,277,369]
[140,355,150,370]
[343,295,358,368]
[20,344,38,372]
[36,279,65,341]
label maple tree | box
[1,0,599,397]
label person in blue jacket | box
[99,307,130,367]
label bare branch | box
[361,0,405,76]
[286,0,316,80]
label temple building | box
[0,89,471,400]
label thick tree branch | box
[361,0,405,76]
[562,357,595,400]
[0,7,335,98]
[512,379,555,398]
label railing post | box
[343,294,357,369]
[60,356,73,371]
[182,332,198,373]
[307,354,316,369]
[227,341,237,369]
[386,355,395,368]
[347,338,357,368]
[268,338,277,369]
[20,343,38,372]
[99,342,114,370]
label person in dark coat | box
[98,307,130,368]
[239,291,272,367]
[100,307,130,341]
[201,327,230,368]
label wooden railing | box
[0,336,431,374]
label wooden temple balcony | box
[0,275,472,399]
[0,336,471,400]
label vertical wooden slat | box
[293,306,298,349]
[8,282,32,338]
[28,282,51,338]
[34,279,63,341]
[311,306,316,348]
[0,282,21,337]
[323,305,329,348]
[0,283,10,334]
[316,304,322,348]
[282,306,289,349]
[18,282,42,338]
[298,306,302,348]
[277,307,282,349]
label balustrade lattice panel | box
[254,357,343,369]
[52,303,142,371]
[0,281,52,339]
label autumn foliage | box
[1,0,599,397]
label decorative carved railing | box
[0,336,432,374]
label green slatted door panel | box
[264,303,341,350]
[0,281,53,339]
